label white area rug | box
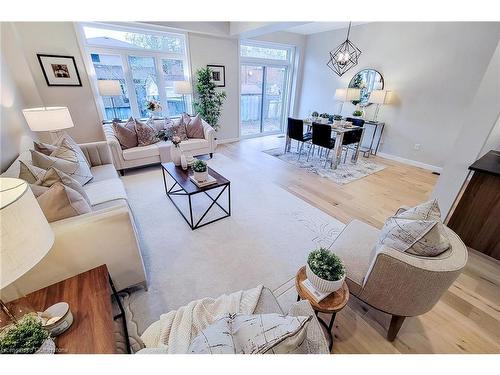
[263,146,386,185]
[119,154,344,350]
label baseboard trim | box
[216,137,240,145]
[377,152,443,173]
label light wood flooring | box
[218,135,500,354]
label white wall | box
[188,33,240,141]
[480,115,500,157]
[298,22,500,168]
[7,22,104,143]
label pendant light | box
[327,22,362,77]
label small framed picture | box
[207,65,225,87]
[37,54,82,87]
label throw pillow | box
[35,167,91,204]
[33,141,57,156]
[188,313,311,354]
[30,134,93,185]
[183,114,205,139]
[134,118,160,146]
[397,199,442,221]
[18,161,47,184]
[377,216,451,257]
[35,182,91,222]
[170,118,188,141]
[29,184,49,198]
[112,117,138,149]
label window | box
[240,44,289,61]
[80,23,191,121]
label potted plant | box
[311,111,319,120]
[193,67,227,132]
[0,314,55,354]
[306,248,345,293]
[192,159,208,182]
[319,113,330,124]
[146,100,162,119]
[332,114,343,127]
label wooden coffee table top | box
[295,266,349,314]
[161,162,229,194]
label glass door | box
[240,64,288,137]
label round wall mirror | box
[348,69,384,106]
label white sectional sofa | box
[103,121,216,174]
[1,140,147,301]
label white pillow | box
[397,199,442,221]
[188,313,311,354]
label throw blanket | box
[140,285,264,353]
[156,141,171,163]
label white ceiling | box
[286,22,367,35]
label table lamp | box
[334,88,361,116]
[368,90,391,122]
[0,178,54,324]
[22,106,74,142]
[97,80,122,122]
[174,81,193,114]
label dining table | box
[295,119,365,169]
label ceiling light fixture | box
[327,22,362,77]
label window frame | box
[76,22,192,122]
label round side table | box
[295,266,349,351]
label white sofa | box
[103,121,217,174]
[1,141,147,302]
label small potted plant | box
[306,248,345,293]
[0,314,55,354]
[192,159,208,182]
[319,113,330,124]
[311,111,319,120]
[146,100,162,118]
[332,114,343,127]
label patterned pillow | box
[112,117,138,149]
[35,182,91,222]
[30,135,93,185]
[188,313,311,354]
[182,113,205,139]
[398,199,442,221]
[18,161,47,183]
[35,167,91,205]
[170,118,188,141]
[378,216,451,257]
[33,141,57,156]
[134,118,160,146]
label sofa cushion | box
[83,178,127,206]
[113,117,138,149]
[170,119,188,141]
[36,182,91,222]
[135,118,160,146]
[182,113,205,139]
[122,143,160,161]
[18,161,46,183]
[89,164,119,182]
[397,199,442,221]
[330,220,380,296]
[33,140,57,156]
[188,313,311,354]
[180,139,209,152]
[35,167,91,205]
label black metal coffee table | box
[161,162,231,230]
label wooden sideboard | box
[448,150,500,260]
[5,265,127,354]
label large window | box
[80,23,191,121]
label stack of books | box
[301,278,332,303]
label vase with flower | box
[170,136,183,166]
[146,100,162,119]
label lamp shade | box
[369,90,391,104]
[174,81,192,95]
[334,88,360,102]
[22,107,74,132]
[0,178,54,289]
[97,80,122,96]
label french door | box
[240,64,289,137]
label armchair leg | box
[387,315,406,342]
[119,169,125,176]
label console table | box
[359,120,385,156]
[5,265,128,354]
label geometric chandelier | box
[327,22,362,77]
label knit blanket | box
[156,141,170,163]
[140,285,264,353]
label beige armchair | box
[330,208,468,341]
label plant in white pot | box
[192,159,208,182]
[0,314,55,354]
[306,248,345,293]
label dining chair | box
[345,117,365,128]
[286,117,312,160]
[309,122,338,167]
[341,127,364,163]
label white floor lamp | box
[97,80,122,122]
[174,81,193,115]
[368,90,391,122]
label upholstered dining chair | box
[286,117,312,159]
[345,117,365,128]
[308,122,337,166]
[329,207,468,341]
[341,127,364,163]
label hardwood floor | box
[218,135,500,354]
